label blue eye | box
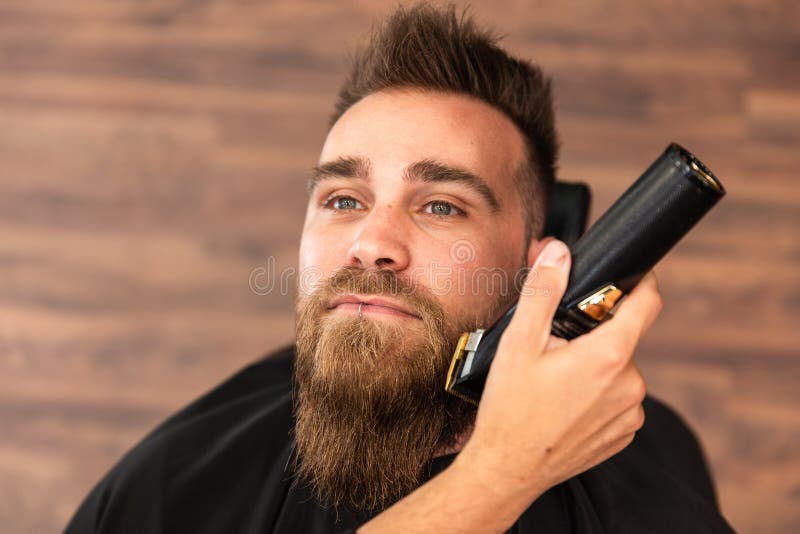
[426,200,462,217]
[327,196,362,210]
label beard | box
[293,266,516,512]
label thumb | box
[510,239,571,351]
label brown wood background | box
[0,1,798,532]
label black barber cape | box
[67,345,735,533]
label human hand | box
[456,239,663,502]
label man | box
[67,3,735,533]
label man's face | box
[299,89,529,319]
[293,89,535,511]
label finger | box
[582,360,646,430]
[603,431,638,459]
[574,271,662,357]
[592,403,644,459]
[573,431,638,477]
[603,402,646,440]
[528,236,556,265]
[611,271,662,337]
[510,239,571,351]
[570,403,644,476]
[609,271,662,338]
[613,360,647,409]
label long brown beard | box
[293,267,510,512]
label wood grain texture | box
[0,1,797,532]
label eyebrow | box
[308,156,372,192]
[309,156,501,212]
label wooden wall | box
[0,1,797,531]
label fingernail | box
[536,240,569,268]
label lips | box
[328,295,421,319]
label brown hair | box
[330,2,558,242]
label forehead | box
[320,89,526,195]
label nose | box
[346,205,411,271]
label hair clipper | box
[445,143,726,405]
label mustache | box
[314,266,438,317]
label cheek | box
[426,243,521,319]
[297,233,318,274]
[298,230,347,297]
[300,219,347,267]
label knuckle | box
[631,404,646,432]
[612,433,636,456]
[630,375,647,404]
[651,290,664,316]
[623,431,637,448]
[606,328,636,357]
[603,341,631,370]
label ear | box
[526,236,556,268]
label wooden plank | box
[0,1,797,532]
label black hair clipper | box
[445,143,726,405]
